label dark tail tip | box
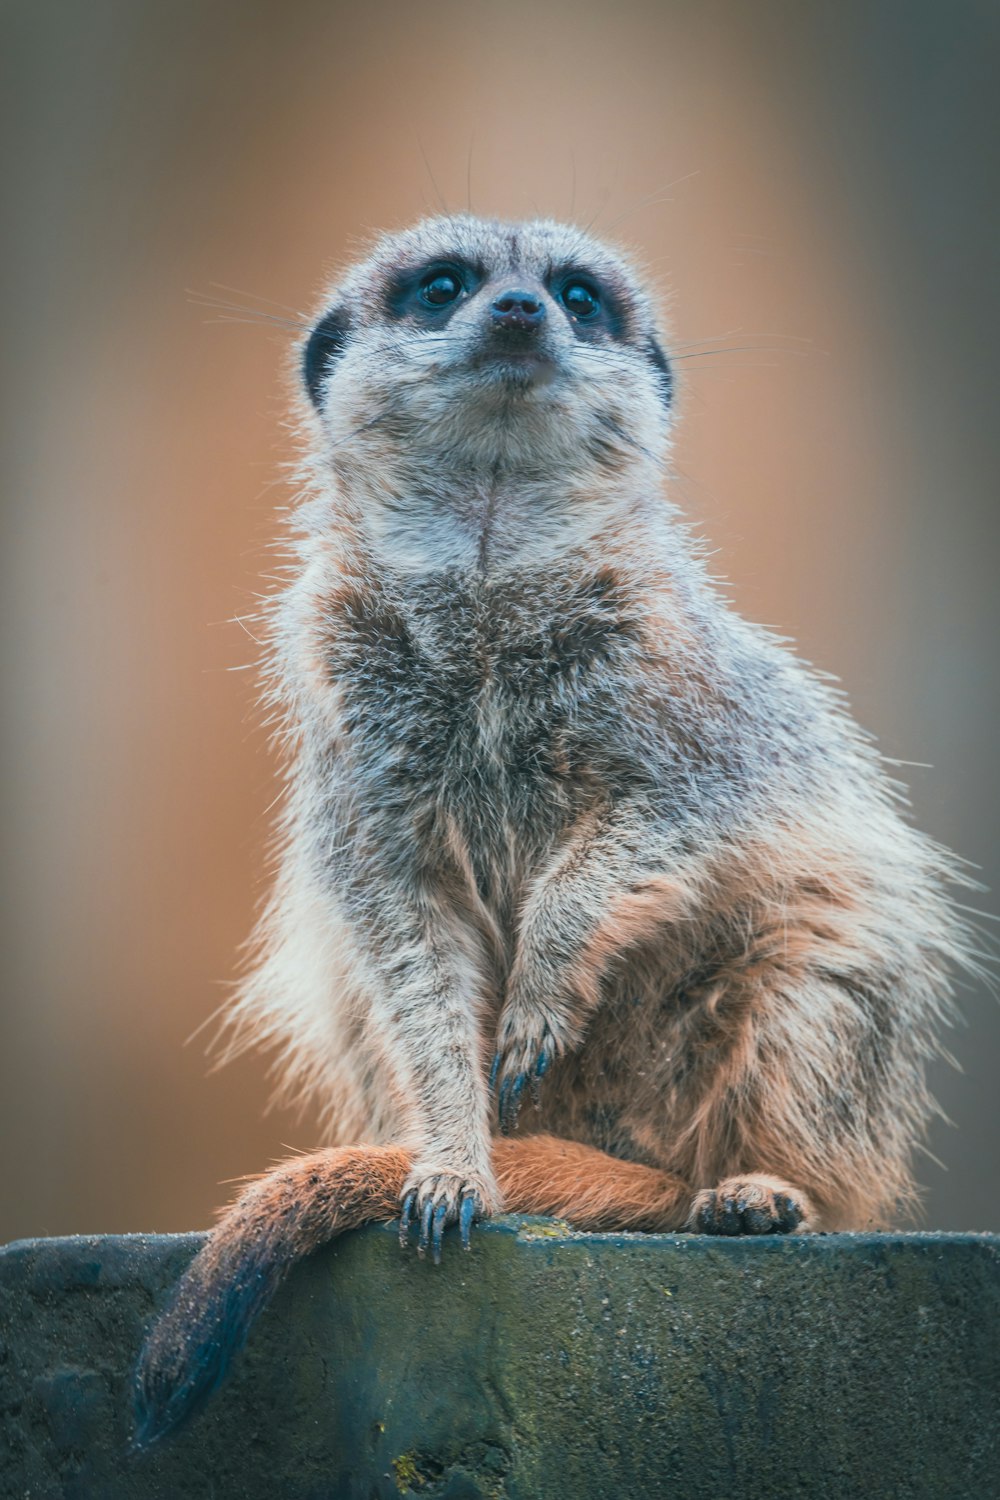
[131,1247,284,1450]
[132,1324,232,1450]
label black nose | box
[490,289,546,331]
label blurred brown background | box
[2,0,998,1240]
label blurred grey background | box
[2,0,998,1239]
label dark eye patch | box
[303,306,351,408]
[386,258,484,322]
[549,266,626,342]
[550,263,673,408]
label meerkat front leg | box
[493,803,694,1128]
[341,878,497,1261]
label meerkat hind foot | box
[687,1175,811,1235]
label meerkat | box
[133,214,973,1446]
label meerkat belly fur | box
[134,215,973,1445]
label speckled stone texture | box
[1,1221,998,1499]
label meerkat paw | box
[398,1166,497,1263]
[491,1007,571,1133]
[686,1175,812,1235]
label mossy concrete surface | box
[1,1221,998,1499]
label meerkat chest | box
[326,568,644,815]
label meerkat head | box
[300,215,673,483]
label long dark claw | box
[399,1191,415,1248]
[418,1196,434,1256]
[460,1194,476,1251]
[432,1203,448,1264]
[499,1073,526,1134]
[529,1043,549,1108]
[488,1051,501,1092]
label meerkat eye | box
[419,270,464,307]
[561,281,601,321]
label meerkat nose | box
[490,289,546,332]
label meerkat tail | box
[492,1134,690,1232]
[132,1143,411,1449]
[133,1136,689,1448]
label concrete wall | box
[2,1221,998,1498]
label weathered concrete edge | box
[6,1220,1000,1262]
[3,1221,1000,1297]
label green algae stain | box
[392,1451,421,1492]
[518,1219,570,1239]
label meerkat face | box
[300,215,673,477]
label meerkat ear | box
[644,336,674,409]
[302,306,352,409]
